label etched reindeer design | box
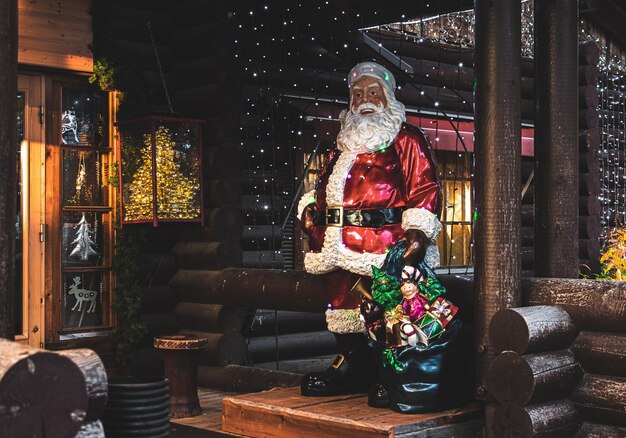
[62,110,79,144]
[68,276,97,313]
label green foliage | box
[110,226,147,365]
[371,266,402,312]
[89,58,117,92]
[107,162,119,187]
[599,226,626,280]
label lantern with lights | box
[117,115,204,226]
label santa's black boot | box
[301,333,377,396]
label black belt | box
[312,207,403,227]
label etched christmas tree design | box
[124,125,200,221]
[70,213,98,261]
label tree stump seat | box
[154,334,208,418]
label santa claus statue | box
[298,61,442,396]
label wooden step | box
[222,387,483,438]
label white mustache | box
[353,102,383,114]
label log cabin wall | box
[483,278,626,436]
[18,0,93,73]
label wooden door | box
[15,74,46,348]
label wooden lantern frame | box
[116,115,205,227]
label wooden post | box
[534,0,579,278]
[0,0,18,339]
[473,0,522,401]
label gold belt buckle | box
[326,205,343,227]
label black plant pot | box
[103,376,170,438]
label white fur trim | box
[325,308,365,334]
[297,190,316,219]
[401,208,442,239]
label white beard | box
[336,94,406,154]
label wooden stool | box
[154,334,208,418]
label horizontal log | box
[523,278,626,332]
[575,422,626,437]
[173,241,242,269]
[580,129,600,153]
[247,331,337,364]
[579,65,599,86]
[489,305,578,354]
[179,330,247,367]
[142,312,179,338]
[56,349,108,422]
[579,216,602,240]
[247,310,327,337]
[492,399,581,437]
[580,108,600,130]
[580,85,600,109]
[242,251,284,269]
[0,340,88,437]
[205,178,241,208]
[241,225,283,251]
[580,238,602,262]
[579,41,600,66]
[580,195,602,217]
[176,207,243,242]
[204,144,241,178]
[136,252,178,288]
[580,172,601,197]
[579,152,600,174]
[572,331,626,377]
[487,350,583,405]
[174,303,247,333]
[572,374,626,426]
[142,285,177,314]
[170,269,327,312]
[197,364,301,394]
[241,195,285,216]
[522,203,534,227]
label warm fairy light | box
[121,123,202,224]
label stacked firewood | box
[525,278,626,437]
[0,340,107,438]
[486,305,583,437]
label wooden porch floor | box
[173,387,483,438]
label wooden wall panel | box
[18,0,93,72]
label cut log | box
[489,305,578,354]
[487,350,583,404]
[204,144,241,178]
[572,331,626,377]
[492,399,581,438]
[75,420,105,438]
[572,374,626,426]
[241,225,283,250]
[197,364,302,394]
[246,331,337,364]
[579,215,602,240]
[580,172,601,197]
[174,303,247,333]
[173,241,242,269]
[575,422,626,438]
[56,349,107,422]
[523,278,626,332]
[579,152,600,174]
[183,206,243,242]
[179,330,246,367]
[0,339,88,437]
